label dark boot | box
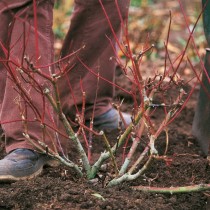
[192,49,210,156]
[192,0,210,156]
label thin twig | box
[102,132,119,175]
[132,184,210,194]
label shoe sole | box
[0,167,43,182]
[0,159,60,183]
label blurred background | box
[53,0,205,86]
[53,0,204,59]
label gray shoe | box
[92,108,132,131]
[0,149,56,182]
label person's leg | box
[59,0,131,128]
[0,0,56,153]
[0,0,58,182]
[0,2,13,111]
